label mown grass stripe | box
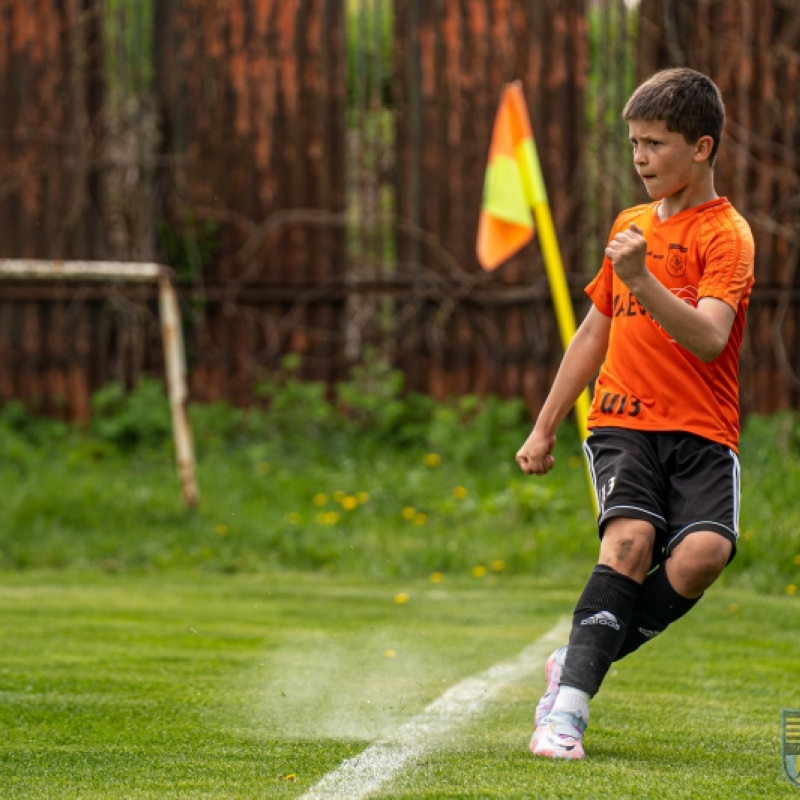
[298,619,569,800]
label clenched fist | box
[605,223,648,286]
[516,429,557,476]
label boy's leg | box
[530,562,641,760]
[531,519,652,759]
[614,561,698,659]
[531,428,663,759]
[615,530,732,660]
[557,518,653,696]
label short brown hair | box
[623,68,725,165]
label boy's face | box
[628,119,710,200]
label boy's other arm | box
[606,224,735,362]
[516,305,610,476]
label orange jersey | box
[585,197,755,451]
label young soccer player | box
[515,67,755,760]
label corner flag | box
[477,82,595,508]
[476,83,540,271]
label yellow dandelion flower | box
[794,554,800,566]
[788,584,797,596]
[257,461,271,475]
[333,490,345,503]
[430,571,444,584]
[324,511,340,525]
[313,493,328,507]
[728,603,740,614]
[453,486,468,500]
[402,506,416,520]
[424,453,441,467]
[215,523,229,537]
[282,773,297,782]
[395,592,410,604]
[743,529,754,542]
[357,491,370,504]
[384,649,397,658]
[413,513,427,526]
[568,456,581,470]
[341,495,358,511]
[472,565,488,578]
[287,512,302,525]
[490,559,506,573]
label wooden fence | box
[0,0,798,423]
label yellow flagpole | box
[522,127,596,509]
[526,144,591,442]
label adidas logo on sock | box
[638,627,661,639]
[580,611,621,631]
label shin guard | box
[614,562,699,661]
[559,564,641,697]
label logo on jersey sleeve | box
[667,243,688,277]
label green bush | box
[89,379,172,451]
[0,364,797,593]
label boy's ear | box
[694,135,715,162]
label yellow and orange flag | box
[477,80,582,371]
[476,82,543,271]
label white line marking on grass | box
[297,618,569,800]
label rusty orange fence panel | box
[0,0,798,422]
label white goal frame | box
[0,259,198,509]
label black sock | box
[559,564,641,697]
[614,562,699,661]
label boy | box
[515,67,755,760]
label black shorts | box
[583,427,740,562]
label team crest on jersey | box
[667,243,688,277]
[782,708,800,787]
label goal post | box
[0,259,199,509]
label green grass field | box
[0,571,798,799]
[1,378,800,797]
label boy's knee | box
[599,518,656,583]
[667,531,732,596]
